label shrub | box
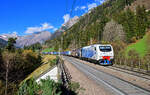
[128,49,140,68]
[112,41,126,56]
[18,78,39,95]
[130,36,137,43]
[18,78,80,95]
[68,81,80,94]
[39,78,62,95]
[142,54,150,70]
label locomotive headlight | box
[110,56,113,59]
[99,56,103,59]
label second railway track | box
[106,66,150,81]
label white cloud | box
[75,6,86,11]
[88,3,97,10]
[81,6,86,10]
[63,14,70,23]
[41,23,54,30]
[95,0,105,4]
[25,22,54,34]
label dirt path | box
[63,57,112,95]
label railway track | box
[107,66,150,81]
[64,56,150,95]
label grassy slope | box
[24,55,56,81]
[42,48,54,52]
[125,33,148,57]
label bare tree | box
[103,19,125,42]
[2,52,15,95]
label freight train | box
[42,44,114,65]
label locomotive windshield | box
[99,46,111,52]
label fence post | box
[121,56,122,67]
[138,58,141,71]
[114,58,116,66]
[119,56,121,67]
[124,58,126,69]
[131,60,133,71]
[147,61,149,72]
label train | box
[42,44,114,65]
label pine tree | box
[125,8,136,41]
[0,48,2,64]
[116,8,136,42]
[135,5,148,39]
[6,38,17,52]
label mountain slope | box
[0,33,18,41]
[50,16,79,40]
[16,31,51,48]
[0,38,7,48]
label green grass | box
[24,55,56,81]
[125,34,148,57]
[42,48,54,52]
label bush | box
[112,41,126,56]
[128,49,140,68]
[18,78,80,95]
[130,36,137,43]
[68,81,80,94]
[39,78,62,95]
[18,78,39,95]
[22,50,42,72]
[142,54,150,70]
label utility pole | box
[59,45,60,56]
[98,26,100,44]
[90,38,93,45]
[61,36,63,56]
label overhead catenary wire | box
[70,0,77,18]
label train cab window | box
[99,46,111,52]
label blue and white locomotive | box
[80,44,114,65]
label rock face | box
[51,16,79,40]
[15,31,51,48]
[63,16,79,28]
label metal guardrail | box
[58,57,72,86]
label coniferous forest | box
[45,0,150,51]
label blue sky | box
[0,0,104,36]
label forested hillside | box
[45,0,150,51]
[46,0,149,50]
